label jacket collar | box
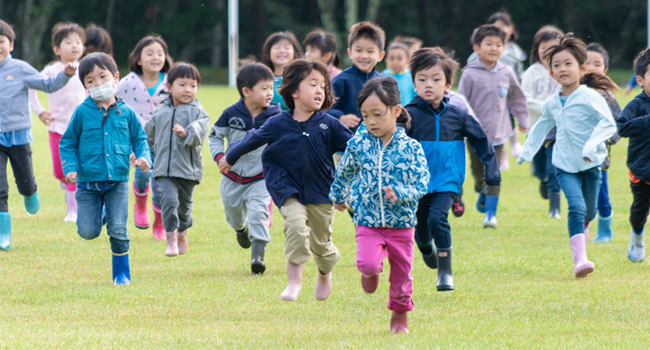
[406,95,449,110]
[0,54,11,69]
[349,63,377,79]
[465,58,505,73]
[233,99,282,120]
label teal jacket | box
[60,97,151,183]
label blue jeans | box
[415,192,455,250]
[545,147,560,193]
[556,167,601,237]
[597,169,612,217]
[532,146,546,182]
[133,151,161,207]
[76,181,130,254]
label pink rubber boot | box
[151,204,165,240]
[165,230,179,257]
[315,270,333,301]
[390,311,409,334]
[64,190,77,223]
[177,230,188,255]
[280,262,303,301]
[133,184,150,229]
[570,234,595,278]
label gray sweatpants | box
[157,177,198,233]
[220,179,271,243]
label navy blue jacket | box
[328,64,382,132]
[617,91,650,181]
[405,96,500,193]
[226,110,354,207]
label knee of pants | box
[566,200,586,218]
[109,237,129,255]
[77,226,102,240]
[427,210,449,234]
[357,257,383,277]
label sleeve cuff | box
[215,153,224,163]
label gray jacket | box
[145,97,209,182]
[0,55,71,132]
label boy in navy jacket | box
[406,48,500,291]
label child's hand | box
[383,186,398,203]
[64,62,79,76]
[66,172,77,184]
[518,125,528,133]
[218,157,233,173]
[173,124,186,138]
[135,157,150,173]
[624,86,633,95]
[129,153,136,167]
[583,157,591,163]
[339,114,360,129]
[38,111,52,126]
[333,202,349,211]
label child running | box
[209,62,281,274]
[458,24,528,228]
[29,22,87,223]
[0,20,78,251]
[616,48,650,263]
[261,31,303,111]
[221,59,354,301]
[406,48,500,290]
[330,77,429,334]
[382,42,416,106]
[145,63,208,257]
[116,35,174,240]
[60,53,151,284]
[585,43,622,242]
[303,30,342,80]
[517,34,616,278]
[521,26,563,219]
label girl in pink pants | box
[330,77,429,334]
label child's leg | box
[597,170,612,218]
[427,192,455,249]
[580,167,602,227]
[483,145,503,228]
[132,152,153,229]
[355,225,388,278]
[305,203,340,274]
[0,146,10,213]
[279,196,313,266]
[384,227,415,313]
[75,187,105,241]
[49,132,76,190]
[220,179,248,232]
[629,181,650,234]
[532,146,546,182]
[7,144,37,198]
[104,182,130,254]
[157,177,181,233]
[243,181,271,243]
[175,178,197,233]
[414,194,433,251]
[466,141,486,193]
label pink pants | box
[49,132,76,191]
[355,225,414,312]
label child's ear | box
[393,104,403,118]
[347,47,352,58]
[636,75,644,88]
[242,86,251,98]
[323,52,333,63]
[472,44,479,53]
[114,71,120,83]
[603,67,609,74]
[9,41,13,52]
[53,46,61,57]
[378,51,386,63]
[444,83,452,94]
[579,63,588,75]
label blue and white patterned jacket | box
[329,128,429,228]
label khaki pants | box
[279,196,340,273]
[467,142,503,196]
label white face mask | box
[88,80,115,101]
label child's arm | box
[463,115,501,186]
[331,119,354,153]
[506,71,529,132]
[520,70,544,123]
[144,117,155,150]
[59,110,82,183]
[208,113,230,163]
[327,76,345,119]
[605,93,622,145]
[29,89,51,125]
[176,108,210,147]
[329,148,359,209]
[617,99,649,138]
[457,73,472,102]
[22,61,77,93]
[583,95,616,162]
[222,118,276,172]
[517,103,556,164]
[129,110,152,171]
[388,142,430,204]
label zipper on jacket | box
[190,147,194,168]
[166,108,177,176]
[377,135,394,227]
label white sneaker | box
[628,230,645,263]
[483,214,497,228]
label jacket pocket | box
[114,144,131,173]
[79,145,103,174]
[498,83,510,98]
[81,123,103,144]
[113,120,130,142]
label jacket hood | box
[463,59,505,72]
[162,96,204,109]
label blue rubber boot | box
[0,212,11,251]
[483,195,499,229]
[594,213,613,243]
[24,192,40,215]
[112,252,131,285]
[476,186,487,213]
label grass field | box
[1,86,649,349]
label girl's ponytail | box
[580,72,619,93]
[396,107,412,130]
[330,52,340,68]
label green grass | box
[1,86,649,349]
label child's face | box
[385,48,408,73]
[473,35,504,67]
[413,64,450,105]
[550,49,587,89]
[168,77,198,106]
[635,65,650,96]
[243,79,274,109]
[54,33,84,63]
[305,45,328,65]
[347,37,385,73]
[492,20,512,42]
[138,42,166,75]
[586,51,607,75]
[0,35,14,63]
[360,93,399,143]
[83,65,118,89]
[270,39,295,69]
[291,69,326,112]
[537,39,557,69]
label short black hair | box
[83,24,113,57]
[634,48,650,78]
[544,33,587,68]
[303,30,340,67]
[79,53,118,88]
[279,59,334,110]
[471,24,506,47]
[236,62,274,98]
[0,20,16,43]
[52,22,85,49]
[348,21,385,51]
[168,62,201,85]
[409,47,459,86]
[487,10,518,41]
[128,35,173,75]
[586,42,610,69]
